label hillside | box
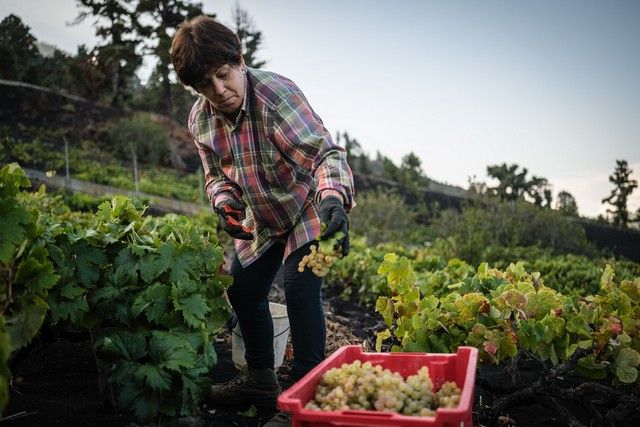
[2,78,639,262]
[0,78,200,171]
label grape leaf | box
[135,364,172,391]
[4,295,48,350]
[131,284,171,324]
[97,331,147,361]
[0,202,31,264]
[175,294,210,329]
[375,329,391,352]
[74,241,107,287]
[14,246,59,293]
[615,348,640,383]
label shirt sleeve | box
[188,106,243,208]
[271,91,355,211]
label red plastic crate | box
[278,345,478,427]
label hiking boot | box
[264,411,291,427]
[208,366,281,408]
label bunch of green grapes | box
[298,232,345,277]
[435,381,462,408]
[401,367,436,416]
[304,360,461,416]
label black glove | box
[318,196,350,256]
[214,199,254,240]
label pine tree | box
[602,160,638,228]
[72,0,142,107]
[232,2,266,68]
[135,0,206,115]
[0,14,41,82]
[556,190,578,216]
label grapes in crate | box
[304,360,461,416]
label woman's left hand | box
[318,196,350,256]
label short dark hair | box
[171,16,242,88]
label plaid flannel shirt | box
[188,67,355,267]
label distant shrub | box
[62,192,113,212]
[349,189,432,246]
[107,112,170,165]
[431,199,596,265]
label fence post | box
[198,166,206,205]
[131,143,140,195]
[63,136,71,188]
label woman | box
[171,16,355,426]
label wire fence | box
[2,132,211,215]
[23,167,206,216]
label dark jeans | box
[227,240,326,382]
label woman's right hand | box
[214,199,254,240]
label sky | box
[2,0,639,218]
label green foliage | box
[46,195,231,422]
[61,192,114,213]
[0,316,10,413]
[374,254,640,384]
[72,0,142,107]
[0,14,41,83]
[348,189,431,246]
[134,0,204,115]
[432,199,594,265]
[486,163,552,207]
[107,112,171,165]
[602,160,638,228]
[0,164,61,414]
[1,165,230,421]
[3,136,201,202]
[556,190,578,216]
[328,233,640,310]
[482,247,640,297]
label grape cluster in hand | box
[304,360,461,417]
[298,244,343,277]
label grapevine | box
[298,231,345,277]
[304,360,461,416]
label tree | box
[356,153,371,175]
[72,0,142,107]
[486,163,552,206]
[526,176,552,208]
[602,160,638,228]
[556,190,578,216]
[630,207,640,229]
[232,2,266,68]
[0,14,41,82]
[467,175,487,195]
[64,45,111,101]
[399,152,428,187]
[381,156,399,182]
[337,131,362,163]
[486,163,530,201]
[335,131,372,175]
[135,0,205,115]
